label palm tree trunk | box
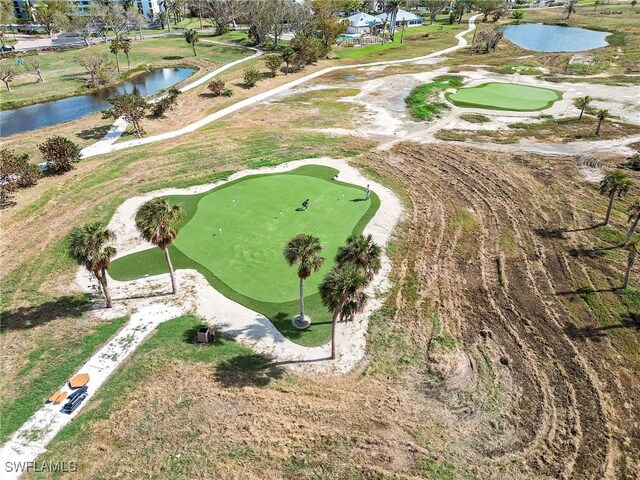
[604,191,615,225]
[331,310,339,359]
[626,213,640,244]
[163,246,177,294]
[126,53,130,70]
[623,249,636,289]
[96,270,113,308]
[579,106,585,120]
[299,276,305,320]
[115,53,120,73]
[192,43,197,56]
[596,118,603,135]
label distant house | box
[345,12,382,35]
[375,9,423,28]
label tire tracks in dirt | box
[362,143,630,479]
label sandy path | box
[80,15,482,158]
[0,158,402,478]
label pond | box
[502,23,610,52]
[0,67,194,137]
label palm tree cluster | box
[284,232,381,359]
[597,170,640,288]
[68,197,183,309]
[575,96,609,136]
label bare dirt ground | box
[26,144,640,480]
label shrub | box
[0,149,40,207]
[221,87,233,97]
[207,78,226,96]
[243,67,262,88]
[151,87,180,117]
[38,136,81,175]
[265,54,282,77]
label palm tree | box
[625,200,640,244]
[121,38,132,70]
[565,0,578,19]
[622,240,638,289]
[599,170,633,226]
[385,0,402,42]
[135,197,183,294]
[399,19,408,43]
[161,1,171,32]
[185,28,199,56]
[109,38,121,73]
[577,95,591,120]
[283,233,325,328]
[319,264,369,359]
[68,222,117,308]
[595,109,608,136]
[335,234,382,280]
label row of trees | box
[12,0,147,43]
[597,169,640,289]
[0,56,44,92]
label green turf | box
[109,165,380,346]
[445,82,563,112]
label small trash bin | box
[197,326,214,344]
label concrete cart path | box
[81,41,261,158]
[81,15,481,158]
[0,304,183,480]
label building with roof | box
[9,0,161,21]
[345,12,382,35]
[375,9,423,28]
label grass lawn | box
[1,36,251,110]
[0,314,127,443]
[445,82,563,111]
[333,20,466,62]
[109,165,379,346]
[405,75,463,121]
[30,315,279,478]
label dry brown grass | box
[17,144,640,480]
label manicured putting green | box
[109,165,380,346]
[445,82,563,112]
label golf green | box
[445,82,563,112]
[108,165,380,346]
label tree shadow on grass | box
[0,295,91,332]
[556,286,619,296]
[162,55,184,60]
[534,224,600,240]
[213,353,286,388]
[76,124,111,140]
[564,314,639,342]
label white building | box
[10,0,161,20]
[376,9,423,28]
[345,12,382,35]
[134,0,161,18]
